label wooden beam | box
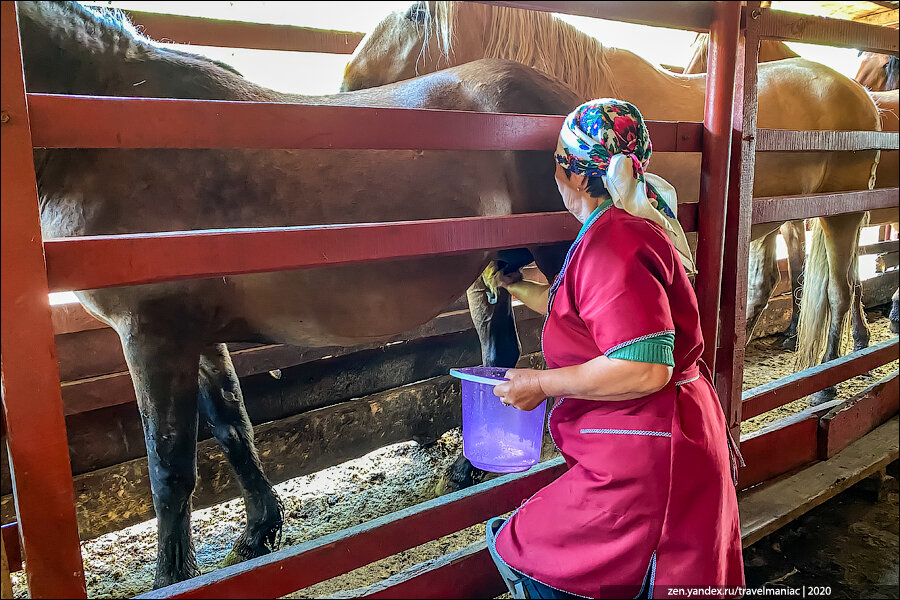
[741,337,899,420]
[853,11,900,27]
[50,301,107,335]
[752,188,899,224]
[738,415,819,490]
[53,304,541,402]
[755,7,899,53]
[122,10,364,54]
[473,1,715,32]
[0,523,21,574]
[1,532,12,598]
[49,294,469,337]
[819,371,899,458]
[26,94,703,152]
[4,373,466,542]
[352,542,504,599]
[876,250,899,272]
[341,419,900,598]
[755,129,898,152]
[740,416,899,547]
[860,239,900,256]
[139,458,567,599]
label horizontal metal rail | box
[754,6,899,54]
[860,239,900,256]
[475,1,714,32]
[742,337,899,419]
[31,96,897,155]
[752,188,899,224]
[756,129,899,152]
[26,94,703,152]
[42,201,698,293]
[123,10,364,54]
[44,213,578,292]
[138,457,568,599]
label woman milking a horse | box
[483,100,744,599]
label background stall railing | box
[2,1,897,598]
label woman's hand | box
[493,368,548,411]
[484,262,523,291]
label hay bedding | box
[10,315,898,598]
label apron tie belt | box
[694,360,746,487]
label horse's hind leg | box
[891,289,899,334]
[120,330,202,588]
[780,220,806,351]
[198,344,283,565]
[812,213,867,405]
[466,272,520,369]
[849,274,870,352]
[438,249,539,495]
[745,231,780,343]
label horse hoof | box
[780,335,798,352]
[810,387,837,406]
[433,475,460,497]
[222,549,244,568]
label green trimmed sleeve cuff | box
[606,333,675,367]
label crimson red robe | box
[493,204,745,598]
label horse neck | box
[467,4,705,121]
[601,49,706,122]
[18,3,278,102]
[758,40,798,62]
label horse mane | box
[685,33,798,74]
[420,1,618,99]
[25,2,242,76]
[887,55,899,91]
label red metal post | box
[695,0,741,372]
[715,2,762,434]
[0,3,86,597]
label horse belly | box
[231,253,489,347]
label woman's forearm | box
[537,355,673,401]
[505,280,550,315]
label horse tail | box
[795,215,868,369]
[795,218,831,370]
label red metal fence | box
[1,1,897,598]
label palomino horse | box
[685,34,808,350]
[342,2,881,403]
[688,36,900,342]
[18,2,583,587]
[689,36,900,340]
[855,51,900,333]
[857,51,900,92]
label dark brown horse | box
[18,1,579,587]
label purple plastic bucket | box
[449,367,546,473]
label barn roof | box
[773,1,899,28]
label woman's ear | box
[573,173,589,193]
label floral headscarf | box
[555,99,695,274]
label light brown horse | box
[343,1,881,388]
[856,50,899,334]
[688,37,899,346]
[18,1,583,588]
[685,34,808,350]
[857,51,900,92]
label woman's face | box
[554,163,598,223]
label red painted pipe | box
[695,1,741,373]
